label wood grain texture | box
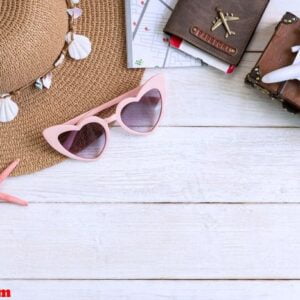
[4,127,300,203]
[1,203,300,279]
[2,280,300,300]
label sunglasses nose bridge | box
[105,113,117,124]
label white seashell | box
[54,53,65,67]
[42,73,53,90]
[71,0,80,4]
[67,7,83,19]
[65,32,92,60]
[0,95,19,123]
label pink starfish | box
[0,159,28,206]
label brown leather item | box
[246,12,300,113]
[164,0,269,66]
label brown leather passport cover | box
[246,12,300,113]
[164,0,269,66]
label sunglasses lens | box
[58,123,106,159]
[121,89,162,133]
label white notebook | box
[125,0,202,69]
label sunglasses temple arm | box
[0,159,20,184]
[0,193,28,206]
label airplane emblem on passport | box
[211,8,240,39]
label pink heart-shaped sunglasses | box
[43,74,166,161]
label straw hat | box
[0,0,144,176]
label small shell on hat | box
[0,95,19,123]
[42,73,53,90]
[35,78,44,90]
[71,0,80,4]
[35,72,53,90]
[67,7,83,19]
[54,53,65,67]
[65,32,92,60]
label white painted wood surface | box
[2,204,300,279]
[1,280,300,300]
[2,0,300,298]
[3,127,300,203]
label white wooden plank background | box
[1,204,300,279]
[1,0,300,298]
[3,127,300,203]
[1,280,300,300]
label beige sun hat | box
[0,0,144,176]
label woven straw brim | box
[0,0,144,176]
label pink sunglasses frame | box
[43,74,166,161]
